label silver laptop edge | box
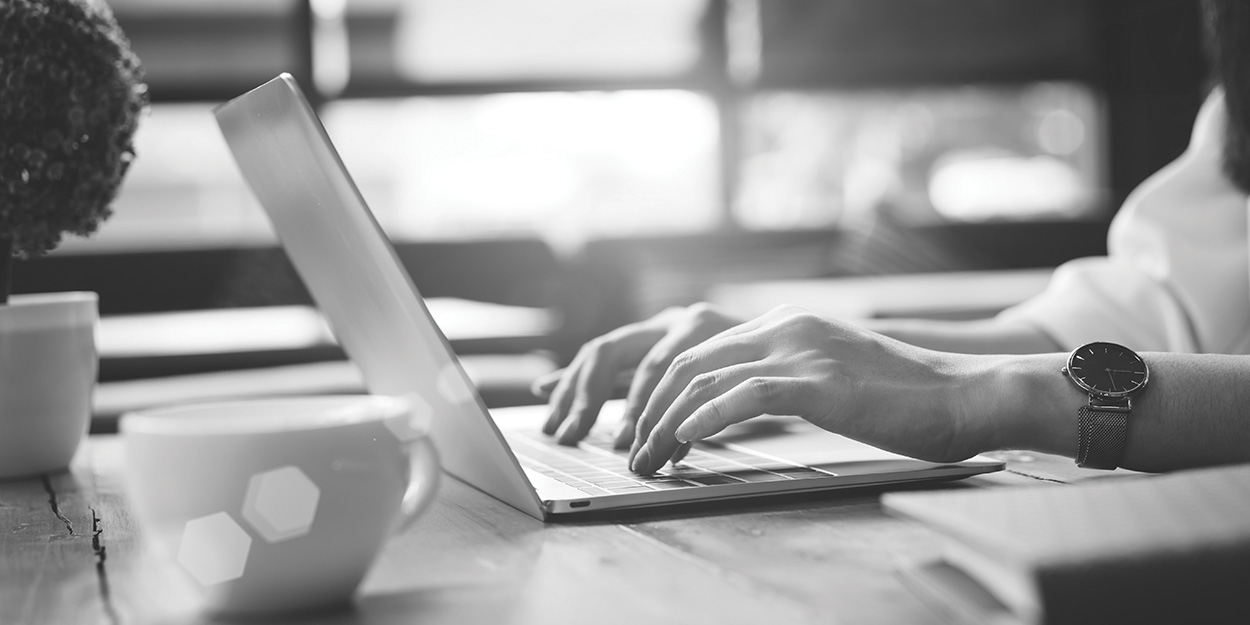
[215,74,1003,521]
[215,74,545,519]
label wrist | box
[958,353,1073,456]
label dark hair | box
[1203,0,1250,193]
[0,0,147,256]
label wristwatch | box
[1061,341,1149,469]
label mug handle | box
[395,435,441,532]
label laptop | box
[214,74,1003,521]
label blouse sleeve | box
[998,89,1250,354]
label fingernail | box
[542,412,558,435]
[631,447,652,473]
[674,424,692,444]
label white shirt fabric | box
[999,89,1250,354]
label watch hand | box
[1105,368,1120,391]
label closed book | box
[883,464,1250,625]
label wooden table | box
[1,436,1120,625]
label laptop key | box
[635,474,685,483]
[690,460,752,473]
[769,467,833,479]
[722,470,790,483]
[604,485,654,494]
[583,458,624,467]
[648,480,697,490]
[688,475,746,486]
[587,478,640,488]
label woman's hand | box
[626,305,988,474]
[534,303,746,448]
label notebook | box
[214,73,1003,520]
[884,464,1250,624]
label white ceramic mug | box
[0,292,97,479]
[121,394,441,616]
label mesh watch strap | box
[1076,405,1129,469]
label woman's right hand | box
[533,303,746,448]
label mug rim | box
[120,394,414,437]
[7,291,98,306]
[0,291,98,333]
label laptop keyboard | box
[505,428,838,497]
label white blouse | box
[999,89,1250,354]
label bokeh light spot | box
[242,465,321,543]
[177,512,251,586]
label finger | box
[542,322,658,436]
[612,305,777,446]
[629,337,761,463]
[610,370,635,395]
[555,341,618,445]
[623,305,788,431]
[631,361,768,474]
[626,306,796,444]
[698,304,793,342]
[616,331,704,449]
[671,441,692,465]
[675,377,802,444]
[542,351,589,435]
[533,368,632,401]
[530,369,563,399]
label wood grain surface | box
[1,438,1083,625]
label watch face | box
[1066,342,1149,397]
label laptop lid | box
[214,74,546,520]
[217,75,1004,520]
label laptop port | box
[570,500,591,509]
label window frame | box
[115,0,1208,240]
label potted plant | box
[0,0,146,478]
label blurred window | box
[355,0,707,84]
[73,103,272,252]
[323,92,719,243]
[84,0,1109,252]
[736,83,1102,229]
[78,91,719,252]
[108,0,299,98]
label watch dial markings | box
[1070,343,1147,394]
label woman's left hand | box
[628,305,987,474]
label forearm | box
[964,352,1250,472]
[864,317,1061,355]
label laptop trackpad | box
[706,416,916,467]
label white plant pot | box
[0,292,97,479]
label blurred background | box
[19,0,1208,420]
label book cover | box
[884,464,1250,625]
